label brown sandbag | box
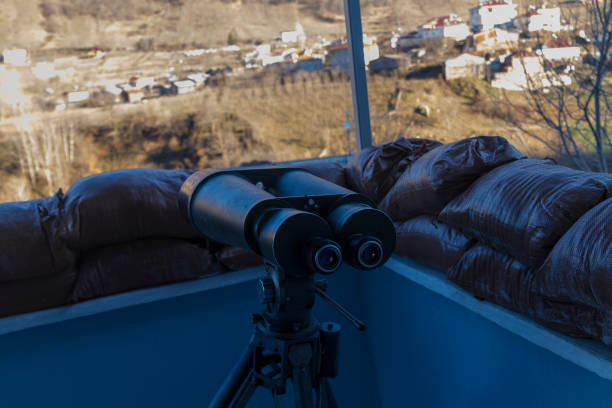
[534,198,612,310]
[290,160,347,187]
[0,270,76,317]
[448,244,606,341]
[215,246,264,271]
[0,192,75,283]
[70,239,222,303]
[62,169,200,250]
[344,137,442,202]
[440,159,612,268]
[379,136,524,221]
[394,216,474,271]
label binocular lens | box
[312,242,342,274]
[357,240,384,269]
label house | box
[326,39,380,72]
[187,73,208,86]
[513,6,563,32]
[444,53,487,79]
[418,15,471,41]
[129,77,155,89]
[369,56,400,74]
[536,41,581,61]
[65,90,90,104]
[397,32,420,50]
[2,49,28,66]
[284,57,324,73]
[466,27,519,51]
[171,79,196,95]
[469,0,518,30]
[121,89,145,103]
[491,51,571,90]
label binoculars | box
[179,166,395,276]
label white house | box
[65,90,90,104]
[171,79,196,95]
[514,7,563,32]
[537,42,581,60]
[469,0,518,30]
[187,73,208,86]
[2,49,28,66]
[444,53,487,79]
[418,15,471,41]
[326,40,380,72]
[491,52,571,90]
[466,27,519,51]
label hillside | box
[1,0,478,50]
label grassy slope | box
[1,0,478,50]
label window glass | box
[0,0,353,203]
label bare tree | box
[509,2,611,172]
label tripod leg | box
[320,379,338,408]
[210,345,254,408]
[232,372,258,408]
[289,344,314,408]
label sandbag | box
[440,159,612,268]
[215,246,264,271]
[62,169,201,250]
[379,136,524,221]
[534,198,612,310]
[0,270,76,318]
[291,160,347,187]
[448,244,605,340]
[70,239,221,302]
[394,216,474,271]
[344,137,442,202]
[0,192,75,282]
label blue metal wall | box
[1,265,611,407]
[360,268,612,408]
[0,270,379,407]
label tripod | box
[209,264,365,408]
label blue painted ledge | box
[2,255,612,384]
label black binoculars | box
[179,166,395,276]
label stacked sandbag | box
[448,244,606,340]
[344,137,442,202]
[61,169,201,250]
[70,239,224,303]
[394,216,474,271]
[438,159,612,343]
[439,159,612,268]
[0,192,77,316]
[379,136,524,221]
[291,160,347,187]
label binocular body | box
[179,167,395,277]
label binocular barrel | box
[276,170,395,270]
[180,167,395,275]
[181,171,343,275]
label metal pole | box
[343,0,373,151]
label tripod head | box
[179,166,395,331]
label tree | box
[511,2,611,172]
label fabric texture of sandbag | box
[0,270,77,318]
[291,160,347,187]
[215,246,264,271]
[534,198,612,310]
[448,244,607,341]
[70,239,221,302]
[345,137,442,202]
[0,192,75,283]
[62,169,200,250]
[394,216,474,271]
[379,136,524,221]
[440,159,612,268]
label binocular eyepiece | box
[179,166,395,276]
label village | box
[0,1,594,116]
